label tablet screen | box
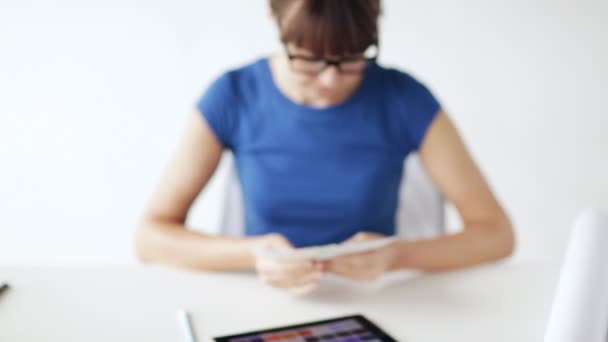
[214,314,397,342]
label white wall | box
[1,0,606,265]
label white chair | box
[218,152,445,240]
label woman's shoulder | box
[369,63,439,110]
[369,63,428,92]
[207,57,268,96]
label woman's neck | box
[268,54,362,109]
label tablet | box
[213,314,398,342]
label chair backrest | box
[219,152,445,240]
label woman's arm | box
[330,110,514,281]
[135,110,261,271]
[136,110,327,294]
[390,110,515,271]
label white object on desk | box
[544,209,608,342]
[177,308,198,342]
[254,237,398,261]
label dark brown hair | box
[269,0,381,56]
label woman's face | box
[284,43,364,105]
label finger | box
[330,260,366,275]
[337,247,386,265]
[266,269,323,288]
[263,233,295,251]
[346,231,385,243]
[275,260,316,279]
[314,260,332,273]
[288,280,321,296]
[331,266,381,282]
[332,254,375,269]
[330,257,383,282]
[295,270,324,285]
[262,276,320,290]
[257,259,318,282]
[258,259,314,278]
[350,232,370,242]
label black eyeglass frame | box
[284,44,379,75]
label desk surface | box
[0,262,559,342]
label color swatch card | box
[254,237,398,261]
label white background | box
[0,0,606,265]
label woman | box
[136,0,514,295]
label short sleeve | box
[395,72,441,151]
[196,72,238,149]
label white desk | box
[0,262,559,341]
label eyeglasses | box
[285,44,378,75]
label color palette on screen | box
[226,318,384,342]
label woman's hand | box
[252,233,330,295]
[330,232,398,282]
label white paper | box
[254,237,398,261]
[545,209,608,342]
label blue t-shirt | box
[197,58,440,247]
